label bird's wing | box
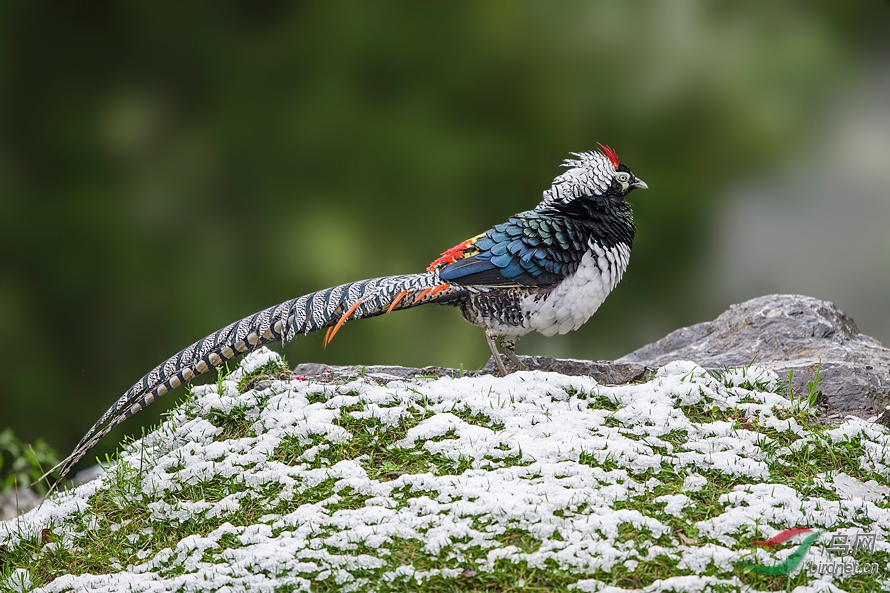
[431,212,585,287]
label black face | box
[610,163,647,197]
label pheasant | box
[42,145,646,490]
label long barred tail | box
[40,273,464,492]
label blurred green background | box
[1,2,888,474]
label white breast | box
[524,242,631,337]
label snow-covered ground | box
[3,349,890,592]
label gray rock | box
[291,357,649,386]
[70,464,106,487]
[291,362,464,382]
[480,356,651,385]
[618,294,890,417]
[0,487,41,521]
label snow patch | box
[3,348,890,593]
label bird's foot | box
[483,333,528,376]
[492,355,508,377]
[484,331,510,376]
[504,352,528,371]
[500,338,528,371]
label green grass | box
[0,429,60,495]
[3,355,890,592]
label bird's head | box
[539,144,647,208]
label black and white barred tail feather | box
[40,272,463,492]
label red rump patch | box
[597,143,620,169]
[427,238,475,272]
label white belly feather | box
[524,241,631,337]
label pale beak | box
[633,178,648,190]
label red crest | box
[597,143,620,169]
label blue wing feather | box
[438,212,584,287]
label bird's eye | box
[615,172,630,183]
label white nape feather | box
[538,151,617,207]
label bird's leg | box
[484,330,508,377]
[499,337,527,371]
